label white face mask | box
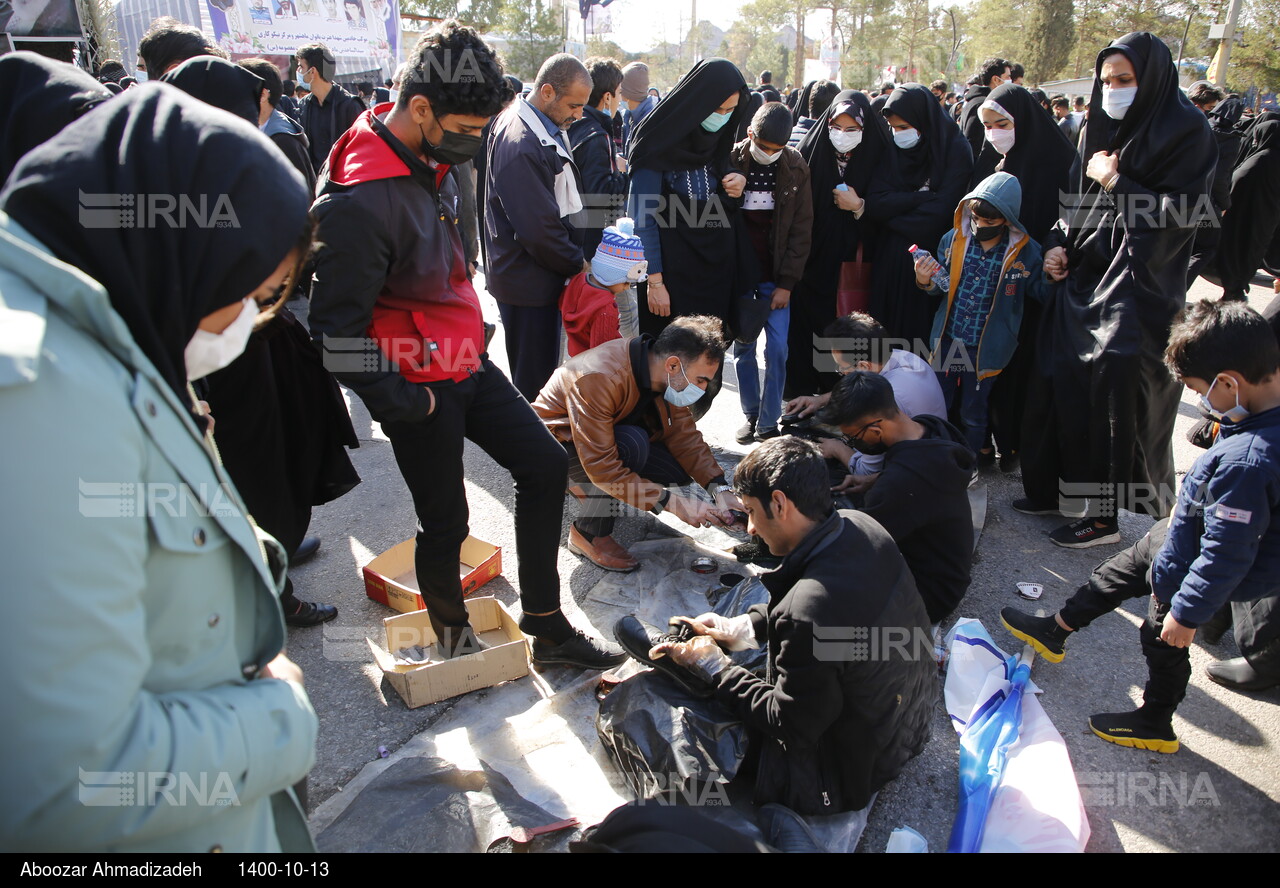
[749,139,782,165]
[1102,85,1138,120]
[184,298,258,381]
[135,69,149,83]
[893,127,921,150]
[829,129,863,153]
[985,126,1016,155]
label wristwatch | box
[707,481,729,501]
[650,488,671,515]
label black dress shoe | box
[434,624,491,660]
[285,600,338,627]
[614,615,717,698]
[1206,657,1280,692]
[292,536,321,566]
[530,631,626,669]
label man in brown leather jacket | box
[532,315,746,571]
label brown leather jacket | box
[729,139,814,291]
[532,337,724,511]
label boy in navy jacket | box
[1002,301,1280,750]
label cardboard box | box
[367,597,529,708]
[362,536,502,614]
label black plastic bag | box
[597,671,746,804]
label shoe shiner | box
[532,315,746,573]
[622,436,935,850]
[1002,301,1280,751]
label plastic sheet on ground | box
[943,618,1090,853]
[310,535,763,852]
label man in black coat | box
[651,437,935,830]
[958,57,1011,159]
[569,56,628,259]
[483,53,592,400]
[295,42,364,171]
[824,371,976,624]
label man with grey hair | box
[484,53,593,400]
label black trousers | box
[565,424,691,538]
[381,360,568,631]
[496,301,562,402]
[1057,519,1191,716]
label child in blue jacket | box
[913,171,1046,456]
[1001,301,1280,750]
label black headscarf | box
[0,52,111,184]
[797,89,892,199]
[796,89,893,295]
[974,83,1077,242]
[1208,96,1245,133]
[0,85,310,406]
[882,82,965,190]
[791,80,816,123]
[160,56,264,127]
[1079,33,1210,200]
[737,90,764,142]
[627,58,748,174]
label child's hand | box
[914,253,942,286]
[1044,246,1069,281]
[1160,612,1196,649]
[721,172,747,199]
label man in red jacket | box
[307,20,623,668]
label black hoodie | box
[861,413,975,623]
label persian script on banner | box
[205,0,399,64]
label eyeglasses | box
[843,419,881,445]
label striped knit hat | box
[591,217,647,286]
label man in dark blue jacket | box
[1004,301,1280,749]
[569,57,628,260]
[483,53,592,401]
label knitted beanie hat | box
[620,63,651,103]
[591,217,647,286]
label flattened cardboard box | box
[367,597,529,708]
[363,536,502,614]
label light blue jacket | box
[0,214,317,852]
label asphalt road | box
[284,272,1279,853]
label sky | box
[597,0,749,53]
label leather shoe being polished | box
[1205,657,1279,692]
[614,615,717,698]
[568,525,639,572]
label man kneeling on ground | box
[633,437,935,839]
[533,315,746,571]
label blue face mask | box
[664,361,705,407]
[1198,376,1249,423]
[701,110,732,132]
[296,68,312,91]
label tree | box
[400,0,507,33]
[1229,0,1280,93]
[497,0,562,81]
[1025,0,1075,81]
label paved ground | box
[284,274,1279,852]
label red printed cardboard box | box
[363,536,502,614]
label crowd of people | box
[2,14,1279,852]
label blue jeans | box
[936,337,991,455]
[733,284,790,432]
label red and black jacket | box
[309,104,485,423]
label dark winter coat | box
[715,509,935,814]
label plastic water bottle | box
[909,243,950,292]
[835,183,849,192]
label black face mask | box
[972,217,1005,242]
[419,117,482,166]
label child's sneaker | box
[1088,710,1179,753]
[1000,607,1069,663]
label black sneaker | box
[530,630,626,670]
[1088,710,1179,753]
[1011,497,1086,518]
[976,449,996,468]
[1000,607,1069,663]
[735,417,757,445]
[1050,517,1120,549]
[614,615,716,698]
[754,426,781,442]
[998,450,1020,473]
